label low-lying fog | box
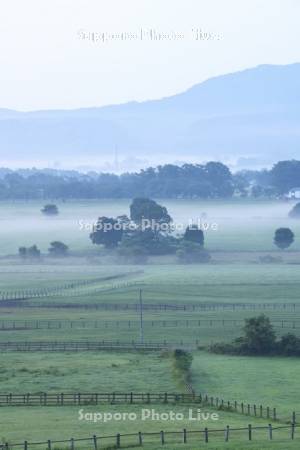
[0,199,299,255]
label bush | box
[48,241,69,257]
[18,245,41,260]
[183,226,204,246]
[119,229,177,256]
[210,317,300,357]
[171,349,193,385]
[41,204,59,215]
[176,240,211,264]
[259,255,282,264]
[277,333,300,356]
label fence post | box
[116,433,121,448]
[47,440,51,450]
[70,438,74,450]
[160,431,165,445]
[183,428,187,443]
[204,428,208,443]
[225,425,229,442]
[93,435,98,450]
[24,441,28,450]
[268,424,273,440]
[138,431,143,446]
[248,424,252,441]
[292,411,296,424]
[291,422,295,440]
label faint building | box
[287,188,300,199]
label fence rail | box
[0,391,280,421]
[0,272,143,302]
[0,318,300,331]
[0,423,297,450]
[0,301,299,311]
[0,340,194,352]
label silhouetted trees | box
[274,228,294,249]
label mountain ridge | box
[1,63,300,168]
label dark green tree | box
[27,245,41,259]
[242,315,276,354]
[270,160,300,194]
[18,247,27,259]
[278,333,300,356]
[130,198,172,226]
[176,241,211,264]
[90,216,123,248]
[274,227,294,249]
[184,226,204,246]
[48,241,69,257]
[119,229,176,256]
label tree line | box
[1,160,300,199]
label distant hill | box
[1,63,300,169]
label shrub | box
[41,204,59,215]
[176,240,211,264]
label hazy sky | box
[1,0,300,110]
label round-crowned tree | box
[48,241,69,257]
[90,216,123,248]
[274,227,294,249]
[130,198,172,227]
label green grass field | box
[1,199,300,449]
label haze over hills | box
[1,63,300,171]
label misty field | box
[1,200,300,449]
[0,199,299,255]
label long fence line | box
[0,272,144,301]
[1,318,300,331]
[0,392,280,421]
[0,301,300,311]
[1,391,299,424]
[0,340,193,352]
[0,423,298,450]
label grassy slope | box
[191,351,300,418]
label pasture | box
[0,199,300,449]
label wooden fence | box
[0,272,143,302]
[0,392,278,421]
[0,341,184,352]
[0,424,297,450]
[0,318,300,331]
[0,301,299,311]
